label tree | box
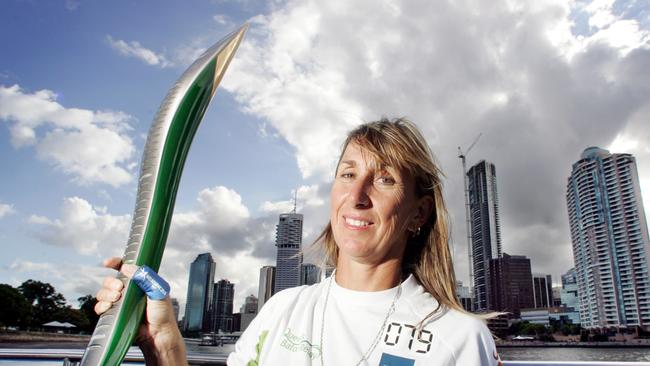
[18,280,67,328]
[0,284,31,329]
[78,295,99,332]
[55,306,89,332]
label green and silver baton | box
[80,24,248,366]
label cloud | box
[0,84,136,187]
[18,181,330,311]
[161,184,328,310]
[106,36,173,68]
[65,0,80,11]
[213,14,234,27]
[6,259,116,306]
[0,202,15,219]
[28,196,131,257]
[221,0,650,286]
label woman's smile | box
[343,215,374,230]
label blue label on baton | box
[132,265,170,300]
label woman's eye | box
[339,172,354,179]
[377,176,396,185]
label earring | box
[411,227,421,238]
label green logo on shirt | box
[280,328,321,360]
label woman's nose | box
[349,179,371,208]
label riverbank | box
[497,340,650,348]
[0,331,89,345]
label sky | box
[1,0,649,315]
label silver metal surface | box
[80,23,248,366]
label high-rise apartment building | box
[274,213,303,293]
[184,253,215,333]
[240,294,258,314]
[171,298,180,323]
[257,266,276,312]
[468,160,502,311]
[566,147,650,330]
[561,268,580,313]
[532,274,554,309]
[240,294,258,331]
[456,281,473,311]
[301,263,322,286]
[488,253,534,317]
[211,279,234,333]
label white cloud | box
[106,35,173,68]
[220,0,650,285]
[65,0,80,11]
[16,182,330,311]
[213,14,234,27]
[259,184,325,214]
[6,259,116,306]
[0,202,15,219]
[0,84,136,187]
[29,196,131,257]
[161,184,329,310]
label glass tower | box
[468,160,502,311]
[183,253,215,333]
[257,265,276,312]
[301,263,322,285]
[211,279,234,333]
[274,213,303,293]
[566,147,650,330]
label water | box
[186,343,650,362]
[2,343,649,363]
[497,347,650,362]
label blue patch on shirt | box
[378,353,415,366]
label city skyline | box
[566,147,650,329]
[1,0,650,314]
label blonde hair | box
[315,117,466,322]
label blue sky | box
[2,0,650,313]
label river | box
[186,343,650,362]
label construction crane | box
[458,133,481,310]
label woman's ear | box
[412,195,435,230]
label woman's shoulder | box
[257,282,324,315]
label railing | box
[1,349,650,365]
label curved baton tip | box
[132,265,170,300]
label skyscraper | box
[301,263,322,286]
[488,253,534,317]
[274,212,303,293]
[240,294,258,314]
[257,266,276,312]
[240,294,258,331]
[468,160,502,311]
[456,281,473,311]
[561,268,580,313]
[171,298,180,323]
[532,274,554,309]
[211,279,234,333]
[183,253,215,333]
[566,147,650,330]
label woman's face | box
[330,142,429,265]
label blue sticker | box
[378,353,415,366]
[132,265,170,300]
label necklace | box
[319,270,402,366]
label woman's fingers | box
[96,287,122,303]
[94,301,112,315]
[103,276,124,291]
[103,257,123,271]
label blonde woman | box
[96,118,501,366]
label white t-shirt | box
[228,274,502,366]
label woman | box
[96,118,501,365]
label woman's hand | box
[94,257,188,366]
